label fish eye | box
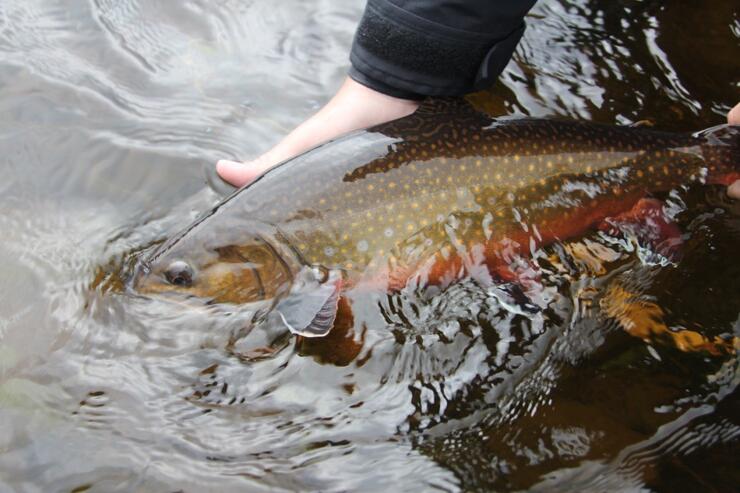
[164,260,194,287]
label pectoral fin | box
[275,266,342,338]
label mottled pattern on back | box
[230,104,706,276]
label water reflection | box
[0,0,738,491]
[477,0,738,129]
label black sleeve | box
[348,0,536,99]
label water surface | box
[0,0,738,491]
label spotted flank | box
[133,100,739,340]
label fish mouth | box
[127,256,157,295]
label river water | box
[0,0,738,491]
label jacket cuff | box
[349,0,527,98]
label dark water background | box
[0,0,738,491]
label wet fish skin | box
[133,101,739,310]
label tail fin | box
[695,124,740,185]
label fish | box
[132,99,739,342]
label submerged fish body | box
[134,101,739,338]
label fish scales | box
[135,101,739,311]
[230,117,705,274]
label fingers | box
[215,76,420,188]
[728,180,740,200]
[216,159,264,188]
[726,103,740,200]
[728,102,740,125]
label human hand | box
[216,78,420,188]
[727,102,740,200]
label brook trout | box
[133,100,739,340]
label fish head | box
[132,223,293,305]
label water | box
[0,0,738,491]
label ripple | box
[1,0,739,490]
[483,0,738,128]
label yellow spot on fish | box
[388,182,396,189]
[367,184,375,191]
